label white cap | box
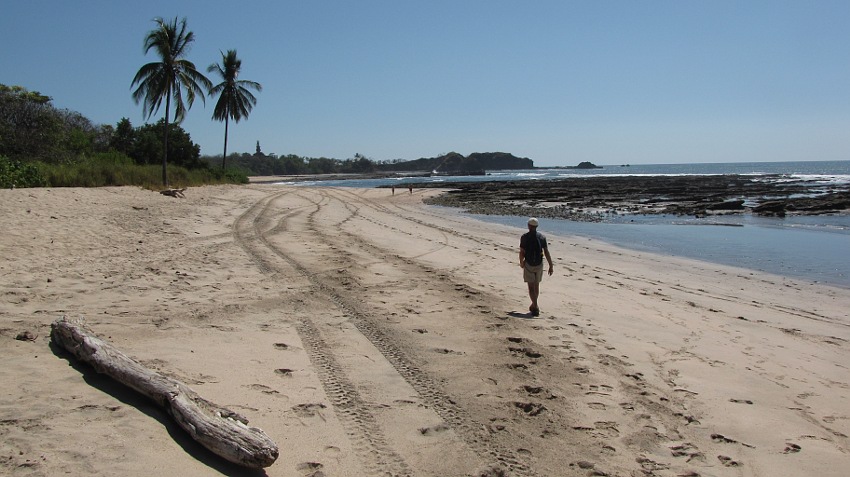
[528,217,539,227]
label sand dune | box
[2,185,848,476]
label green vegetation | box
[0,153,247,189]
[379,151,533,173]
[1,83,247,189]
[201,150,534,177]
[37,152,246,188]
[2,15,256,189]
[0,85,109,164]
[0,155,46,188]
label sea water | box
[277,160,850,288]
[472,213,849,288]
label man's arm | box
[544,247,553,276]
[519,247,526,268]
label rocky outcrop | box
[420,175,850,222]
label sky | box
[2,1,849,167]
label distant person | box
[519,217,553,316]
[408,185,413,194]
[392,186,395,195]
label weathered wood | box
[50,316,279,469]
[160,188,186,198]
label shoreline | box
[2,185,848,476]
[457,210,850,289]
[253,172,850,288]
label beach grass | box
[2,153,249,189]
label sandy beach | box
[2,184,848,477]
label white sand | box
[1,185,848,476]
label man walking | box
[519,217,553,316]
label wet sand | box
[2,185,848,476]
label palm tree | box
[207,50,262,169]
[131,17,211,186]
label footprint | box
[522,385,557,399]
[275,368,294,377]
[246,383,281,395]
[296,461,325,477]
[571,461,596,470]
[291,403,327,418]
[670,442,705,463]
[593,421,620,437]
[418,423,450,436]
[730,398,754,404]
[323,446,340,457]
[273,342,289,350]
[434,348,464,355]
[783,443,801,454]
[711,433,738,444]
[509,347,542,359]
[717,455,742,467]
[513,402,546,416]
[636,456,669,472]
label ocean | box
[276,160,850,288]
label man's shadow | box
[49,341,269,477]
[507,311,540,319]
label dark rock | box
[706,199,745,210]
[753,200,787,216]
[421,174,849,222]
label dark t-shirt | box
[520,231,548,266]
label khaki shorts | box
[523,263,544,283]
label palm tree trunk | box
[222,116,229,170]
[162,93,171,187]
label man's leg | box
[528,282,540,311]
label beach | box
[2,185,848,476]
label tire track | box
[244,188,537,475]
[232,189,414,477]
[301,189,539,475]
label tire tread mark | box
[303,189,535,476]
[233,190,413,477]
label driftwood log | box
[160,188,187,198]
[50,316,279,469]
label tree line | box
[0,83,241,188]
[1,16,260,188]
[210,150,534,177]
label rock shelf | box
[420,174,850,222]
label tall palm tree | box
[208,50,262,169]
[131,17,211,186]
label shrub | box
[4,152,247,189]
[0,155,47,188]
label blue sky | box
[2,1,849,166]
